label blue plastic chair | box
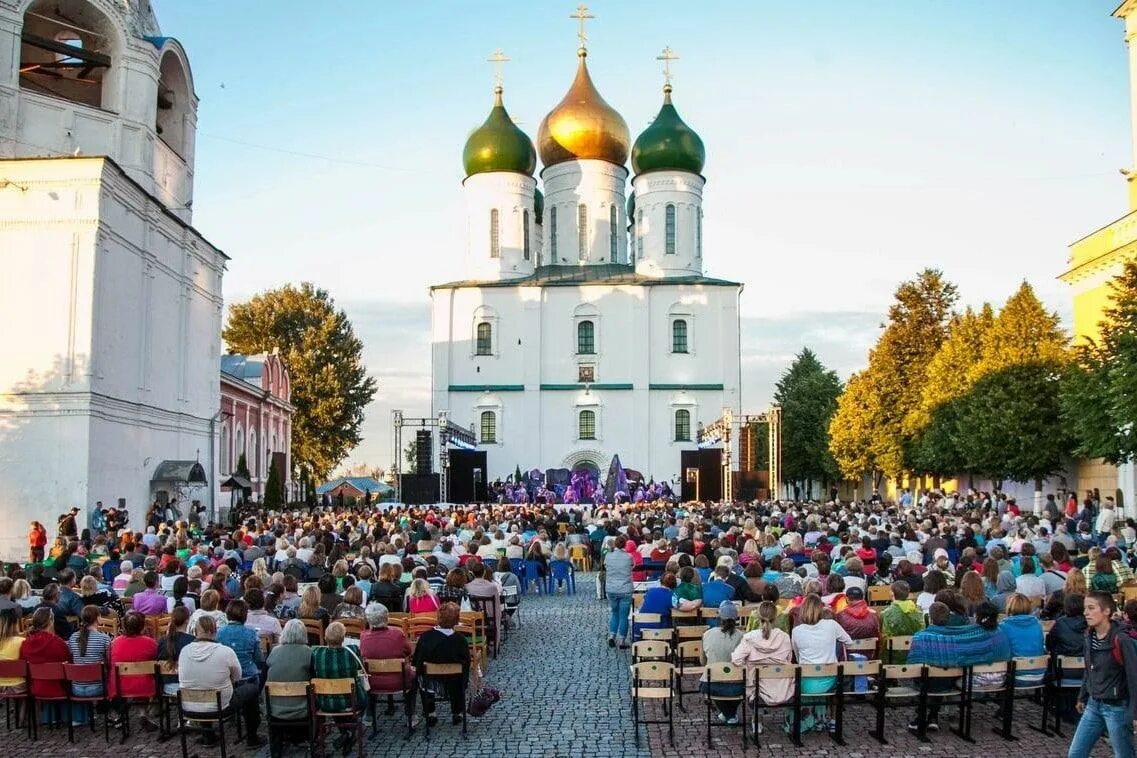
[549,560,575,595]
[523,560,548,594]
[509,558,526,585]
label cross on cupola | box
[571,3,594,52]
[657,46,679,92]
[487,48,510,90]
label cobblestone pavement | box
[0,576,1118,757]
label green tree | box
[829,269,958,485]
[1062,261,1137,463]
[403,441,418,474]
[774,348,842,497]
[235,452,250,480]
[954,282,1068,486]
[224,283,377,479]
[905,304,994,476]
[263,458,284,510]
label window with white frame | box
[578,409,596,440]
[480,411,496,443]
[578,203,589,260]
[665,204,677,254]
[674,409,691,441]
[672,319,689,353]
[577,320,595,355]
[476,322,492,356]
[489,209,500,258]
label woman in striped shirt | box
[66,605,112,723]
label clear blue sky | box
[151,1,1133,469]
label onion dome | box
[631,85,705,175]
[534,188,544,225]
[463,86,536,177]
[626,190,635,219]
[537,49,629,168]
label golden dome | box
[537,49,629,168]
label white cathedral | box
[0,0,223,558]
[430,31,743,486]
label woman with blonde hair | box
[10,578,40,612]
[298,584,330,625]
[959,571,986,615]
[251,557,270,585]
[407,578,440,614]
[790,594,852,732]
[187,589,228,635]
[1064,567,1087,597]
[0,605,25,695]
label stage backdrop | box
[447,449,488,503]
[680,449,723,502]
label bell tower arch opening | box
[19,0,121,111]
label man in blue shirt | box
[701,565,735,626]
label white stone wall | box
[541,159,628,266]
[431,281,741,486]
[462,171,536,281]
[0,157,224,558]
[632,170,705,278]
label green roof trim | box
[431,263,740,290]
[649,383,724,391]
[448,384,525,392]
[539,383,634,391]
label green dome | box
[626,190,635,219]
[463,87,536,177]
[534,188,544,225]
[631,87,705,175]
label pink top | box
[408,594,439,614]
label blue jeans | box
[1067,697,1134,758]
[608,593,631,640]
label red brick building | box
[219,353,294,503]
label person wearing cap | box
[700,601,745,724]
[835,586,880,640]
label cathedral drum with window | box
[430,29,741,488]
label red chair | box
[113,660,159,744]
[28,661,70,742]
[0,660,31,739]
[63,662,110,744]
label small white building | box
[0,0,224,557]
[431,41,742,486]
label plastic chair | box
[508,559,526,584]
[569,544,590,572]
[264,681,312,758]
[63,662,109,744]
[549,560,575,595]
[523,560,548,594]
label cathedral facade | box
[431,34,742,486]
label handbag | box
[346,646,370,693]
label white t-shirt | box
[791,619,852,664]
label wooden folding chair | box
[963,660,1012,742]
[0,660,30,739]
[751,663,799,746]
[311,677,364,758]
[845,637,878,659]
[795,663,843,746]
[96,615,120,636]
[704,661,746,749]
[339,617,365,639]
[302,618,325,645]
[264,681,312,757]
[631,640,670,663]
[631,660,674,747]
[1002,656,1049,740]
[884,634,913,664]
[365,659,414,739]
[867,586,892,607]
[421,662,466,739]
[176,688,242,758]
[63,662,109,744]
[630,612,661,641]
[918,665,966,743]
[874,664,923,745]
[1044,655,1084,738]
[836,658,883,743]
[114,660,159,744]
[673,639,704,710]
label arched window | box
[220,424,230,474]
[578,204,589,260]
[665,204,677,254]
[522,210,530,260]
[609,205,618,263]
[480,411,496,444]
[475,322,492,356]
[577,320,595,355]
[637,210,644,260]
[252,430,260,477]
[578,410,596,440]
[19,3,115,110]
[696,209,703,258]
[672,319,688,353]
[674,409,691,441]
[156,48,192,158]
[489,209,501,258]
[236,425,245,469]
[550,207,558,259]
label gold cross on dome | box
[487,48,510,88]
[571,4,594,49]
[657,46,679,88]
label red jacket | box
[21,631,69,697]
[107,635,159,699]
[29,526,47,548]
[836,600,881,641]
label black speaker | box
[400,474,440,505]
[447,450,488,503]
[415,430,433,474]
